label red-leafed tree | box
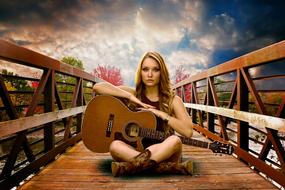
[31,72,41,89]
[92,65,124,86]
[175,66,191,102]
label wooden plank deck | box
[18,132,277,190]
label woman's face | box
[141,57,160,87]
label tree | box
[58,56,86,108]
[59,56,85,84]
[61,56,84,70]
[175,66,189,84]
[92,65,124,86]
[175,66,191,102]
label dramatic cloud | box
[0,0,284,86]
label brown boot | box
[111,149,157,177]
[152,160,194,175]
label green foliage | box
[61,56,84,70]
[1,69,33,91]
[1,69,35,119]
[56,56,85,108]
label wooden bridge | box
[0,39,285,189]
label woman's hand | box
[129,94,155,109]
[138,107,168,120]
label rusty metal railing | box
[173,40,285,188]
[1,38,284,189]
[0,39,96,189]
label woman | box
[93,51,193,177]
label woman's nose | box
[148,70,153,77]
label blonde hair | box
[135,51,175,115]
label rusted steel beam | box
[0,74,18,119]
[44,69,55,151]
[26,69,51,117]
[54,81,64,110]
[0,39,95,82]
[0,39,96,189]
[227,80,237,109]
[64,77,82,140]
[208,77,228,140]
[173,40,285,188]
[276,95,285,118]
[0,133,82,190]
[193,123,224,142]
[76,78,84,133]
[262,129,285,171]
[0,132,27,178]
[240,68,267,115]
[224,80,237,128]
[173,40,285,88]
[237,69,249,151]
[206,78,215,133]
[0,106,86,138]
[0,75,35,179]
[235,146,285,188]
[191,82,204,128]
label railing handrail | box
[184,103,285,132]
[1,38,284,189]
[173,40,285,88]
[0,39,96,190]
[174,40,285,188]
[0,106,86,138]
[0,39,95,82]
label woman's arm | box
[167,95,193,137]
[144,95,193,137]
[93,82,155,109]
[93,82,134,99]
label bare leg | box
[146,135,182,163]
[147,136,193,175]
[109,140,141,162]
[109,135,182,163]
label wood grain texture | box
[18,132,277,190]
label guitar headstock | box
[209,141,234,155]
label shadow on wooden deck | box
[18,132,277,190]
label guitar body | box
[82,95,157,153]
[82,95,235,155]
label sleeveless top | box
[140,93,165,148]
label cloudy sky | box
[0,0,284,86]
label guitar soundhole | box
[125,123,140,137]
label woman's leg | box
[109,140,141,162]
[110,140,157,177]
[147,135,193,175]
[109,136,192,176]
[146,135,182,163]
[109,135,182,163]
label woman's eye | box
[142,68,148,71]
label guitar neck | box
[139,128,210,149]
[179,136,209,149]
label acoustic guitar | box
[82,95,234,155]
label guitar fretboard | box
[139,127,210,149]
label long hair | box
[135,51,175,116]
